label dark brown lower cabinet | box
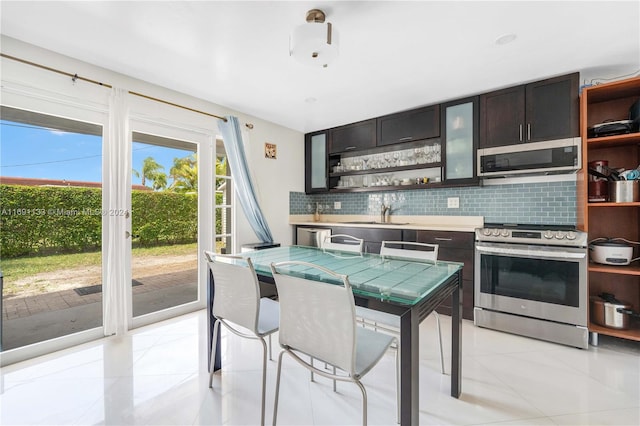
[295,225,475,320]
[410,230,475,320]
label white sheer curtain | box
[218,116,274,243]
[104,87,131,336]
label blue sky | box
[1,120,194,185]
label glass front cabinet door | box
[305,131,329,193]
[443,96,479,185]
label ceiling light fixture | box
[289,9,339,68]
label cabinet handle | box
[434,237,453,241]
[519,124,523,142]
[527,123,531,141]
[344,146,357,151]
[398,136,413,142]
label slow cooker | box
[589,240,633,265]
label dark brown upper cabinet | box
[526,73,579,142]
[377,105,440,147]
[479,73,579,149]
[328,119,376,154]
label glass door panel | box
[1,107,103,350]
[305,131,328,193]
[445,101,474,180]
[130,133,198,318]
[310,133,327,188]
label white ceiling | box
[1,1,639,134]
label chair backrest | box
[204,250,261,333]
[380,241,439,261]
[322,234,364,253]
[270,261,356,375]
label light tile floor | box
[1,310,638,425]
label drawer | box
[330,227,403,243]
[416,230,474,248]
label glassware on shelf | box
[332,141,442,183]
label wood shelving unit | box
[578,76,640,342]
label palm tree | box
[216,156,228,189]
[136,157,167,190]
[151,173,167,191]
[169,154,197,193]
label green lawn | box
[1,243,198,283]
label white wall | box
[1,35,304,250]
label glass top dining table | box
[239,245,463,305]
[206,245,464,426]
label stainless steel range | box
[474,224,589,349]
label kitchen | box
[1,2,640,425]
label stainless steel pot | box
[590,293,632,329]
[609,180,640,202]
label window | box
[215,139,233,254]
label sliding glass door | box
[0,106,104,351]
[130,132,199,318]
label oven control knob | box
[555,231,566,240]
[543,231,554,239]
[492,229,501,236]
[482,228,492,236]
[566,231,577,240]
[500,229,510,237]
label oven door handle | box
[476,245,587,259]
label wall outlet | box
[334,201,341,210]
[447,197,459,208]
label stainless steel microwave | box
[477,138,581,177]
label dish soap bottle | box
[313,203,320,222]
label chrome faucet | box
[380,204,390,223]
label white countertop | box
[289,215,484,232]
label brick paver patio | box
[1,269,198,350]
[3,269,197,319]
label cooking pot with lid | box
[590,293,640,330]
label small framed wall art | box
[265,142,277,159]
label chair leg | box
[310,357,314,382]
[434,312,445,375]
[259,337,268,426]
[354,379,368,426]
[395,342,400,424]
[209,320,221,388]
[332,365,337,392]
[268,334,273,361]
[272,351,286,426]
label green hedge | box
[131,190,198,247]
[0,185,204,258]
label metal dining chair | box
[270,260,398,426]
[355,241,445,375]
[203,251,279,426]
[318,233,364,382]
[322,234,364,253]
